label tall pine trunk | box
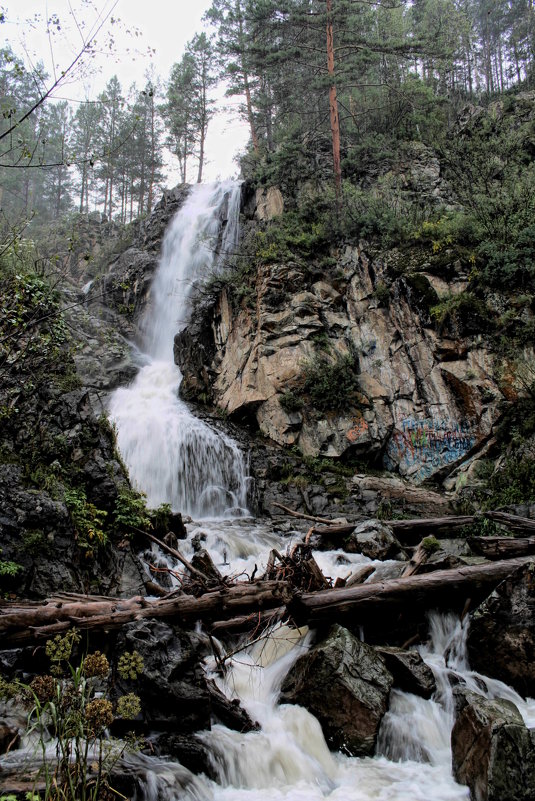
[326,0,342,203]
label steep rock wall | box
[176,240,507,486]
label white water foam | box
[108,182,248,518]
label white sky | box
[1,0,250,182]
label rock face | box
[467,562,535,698]
[451,689,535,801]
[116,620,211,734]
[176,236,506,486]
[376,646,436,699]
[279,624,393,756]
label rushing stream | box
[105,181,535,800]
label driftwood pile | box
[2,509,535,647]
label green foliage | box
[302,351,361,412]
[64,488,108,556]
[486,457,535,507]
[478,224,535,289]
[442,108,535,291]
[113,486,151,535]
[372,282,391,307]
[254,209,331,264]
[0,558,22,577]
[337,180,413,247]
[279,390,303,413]
[150,502,173,533]
[430,292,494,335]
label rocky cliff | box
[176,177,518,490]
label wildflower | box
[117,651,144,680]
[83,651,110,678]
[29,674,56,703]
[84,698,114,733]
[116,693,141,720]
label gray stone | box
[280,624,393,756]
[467,562,535,698]
[376,646,436,699]
[451,688,535,801]
[349,519,406,560]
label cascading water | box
[108,182,248,518]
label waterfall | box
[108,181,248,519]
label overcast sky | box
[2,0,250,181]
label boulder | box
[309,519,405,561]
[349,519,406,560]
[279,624,393,756]
[467,562,535,698]
[116,620,211,734]
[376,646,436,699]
[451,688,535,801]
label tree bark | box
[1,558,532,646]
[306,512,535,547]
[326,0,342,202]
[291,556,533,627]
[468,537,535,560]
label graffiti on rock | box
[384,416,476,482]
[346,415,369,443]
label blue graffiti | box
[384,416,477,480]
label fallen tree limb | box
[1,558,533,646]
[468,536,535,559]
[484,511,535,535]
[144,532,213,586]
[271,502,339,525]
[290,556,533,626]
[308,512,535,546]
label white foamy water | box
[108,182,248,518]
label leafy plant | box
[280,390,303,413]
[1,630,143,801]
[302,351,362,412]
[113,486,151,535]
[64,488,108,556]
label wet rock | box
[190,549,224,586]
[467,562,535,698]
[205,679,259,733]
[451,688,535,801]
[117,620,211,734]
[0,723,20,755]
[307,519,404,560]
[147,733,215,779]
[348,520,406,560]
[376,647,436,699]
[280,624,393,756]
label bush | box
[64,487,108,556]
[302,351,362,411]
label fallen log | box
[271,502,339,526]
[307,517,476,546]
[1,558,533,646]
[401,540,431,578]
[308,512,535,547]
[468,536,535,559]
[484,511,535,535]
[290,556,534,627]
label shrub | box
[64,487,108,556]
[302,351,362,412]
